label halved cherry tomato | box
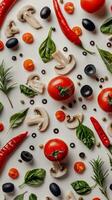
[8,168,19,179]
[92,198,101,200]
[55,110,66,122]
[48,76,75,101]
[72,26,82,36]
[44,138,68,161]
[64,2,75,14]
[23,59,35,72]
[0,40,4,51]
[98,88,112,112]
[74,161,86,174]
[0,122,4,132]
[22,33,34,44]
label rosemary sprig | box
[90,157,110,200]
[108,154,112,170]
[0,61,16,108]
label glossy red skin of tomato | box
[98,88,112,112]
[44,138,68,161]
[48,76,75,101]
[80,0,105,13]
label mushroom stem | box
[23,12,42,29]
[52,50,68,66]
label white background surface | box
[0,0,112,199]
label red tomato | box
[92,198,101,200]
[55,110,66,122]
[80,0,105,13]
[8,168,19,179]
[98,88,112,112]
[64,2,75,14]
[44,138,68,161]
[48,76,75,101]
[0,122,4,132]
[74,161,86,174]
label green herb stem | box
[6,94,13,109]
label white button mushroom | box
[27,74,45,94]
[17,5,42,29]
[50,161,67,178]
[65,191,76,200]
[5,21,20,38]
[65,114,84,129]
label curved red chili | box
[0,132,28,172]
[0,0,17,28]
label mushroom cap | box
[65,114,84,129]
[17,5,36,22]
[50,162,67,178]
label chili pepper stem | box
[81,45,95,55]
[6,94,13,108]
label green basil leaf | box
[97,46,112,73]
[76,123,96,149]
[29,193,37,200]
[10,108,29,128]
[20,168,46,187]
[39,27,56,63]
[100,17,112,35]
[71,180,91,195]
[0,102,3,113]
[20,85,38,98]
[13,192,27,200]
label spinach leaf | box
[13,192,27,200]
[0,102,3,113]
[100,17,112,35]
[97,46,112,73]
[20,85,38,98]
[76,123,96,149]
[71,180,91,195]
[20,168,46,188]
[29,193,37,200]
[39,27,56,63]
[10,108,29,128]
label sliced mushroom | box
[27,74,45,94]
[26,107,49,132]
[46,197,53,200]
[50,162,67,178]
[52,50,76,75]
[107,122,112,137]
[65,114,84,129]
[65,191,76,200]
[5,21,20,38]
[17,5,42,29]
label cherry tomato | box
[64,2,75,14]
[72,26,82,36]
[22,33,34,44]
[92,198,101,200]
[74,161,86,174]
[8,168,19,179]
[23,59,35,72]
[0,122,4,132]
[44,138,68,161]
[55,110,66,122]
[48,76,75,101]
[80,0,105,13]
[0,40,4,51]
[98,88,112,112]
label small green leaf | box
[100,17,112,35]
[29,193,37,200]
[20,85,38,98]
[0,102,3,113]
[97,46,112,74]
[76,123,96,149]
[39,27,56,63]
[13,192,27,200]
[71,180,91,195]
[9,108,29,128]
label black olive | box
[49,183,61,197]
[2,183,14,193]
[80,85,93,98]
[84,64,96,77]
[21,151,33,162]
[40,7,51,19]
[82,18,95,31]
[6,38,19,50]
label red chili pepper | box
[90,117,111,149]
[0,0,17,28]
[53,0,94,54]
[0,132,28,172]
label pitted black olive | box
[21,151,33,162]
[40,7,51,19]
[6,38,19,50]
[82,18,95,31]
[80,85,93,98]
[84,64,96,77]
[49,183,61,197]
[2,183,14,193]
